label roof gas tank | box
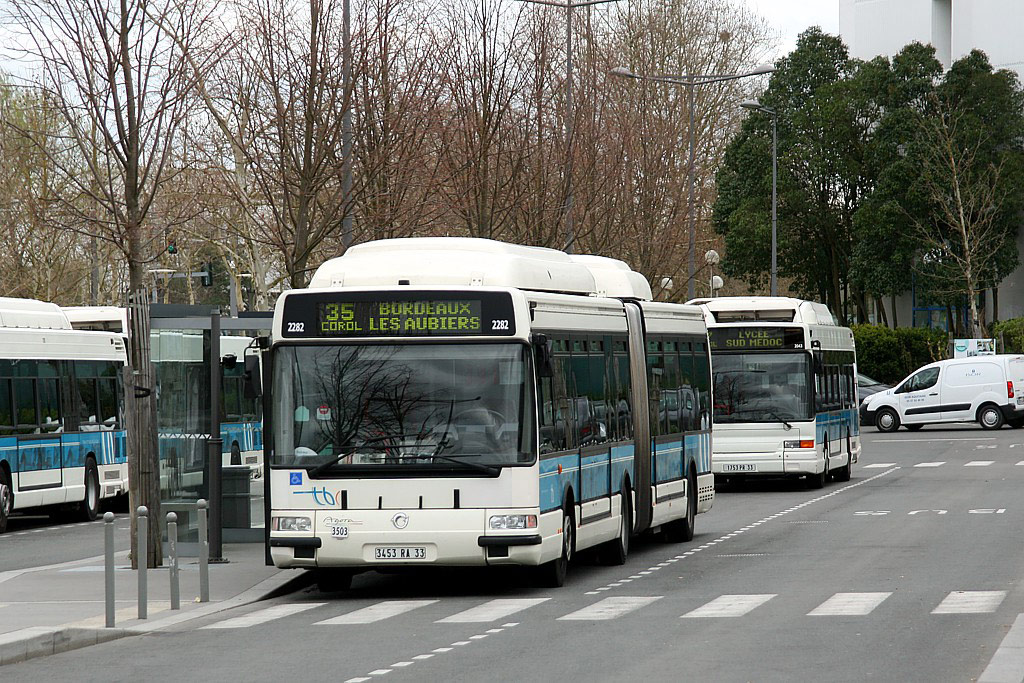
[308,237,652,299]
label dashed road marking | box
[202,602,326,629]
[558,596,662,621]
[966,461,995,467]
[914,462,945,467]
[932,591,1007,614]
[682,594,776,618]
[808,592,892,616]
[436,598,549,624]
[317,600,437,625]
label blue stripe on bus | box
[0,430,127,474]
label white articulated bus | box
[690,297,859,488]
[263,238,714,587]
[0,298,128,533]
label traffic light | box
[200,262,213,287]
[167,241,177,254]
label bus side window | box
[0,378,12,436]
[646,339,663,438]
[692,341,711,430]
[615,343,633,440]
[678,339,694,432]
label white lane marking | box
[202,602,326,629]
[558,596,662,620]
[346,678,371,682]
[862,463,896,468]
[932,591,1007,614]
[469,634,488,640]
[966,461,995,467]
[915,462,946,468]
[874,438,995,443]
[391,662,413,668]
[451,641,471,646]
[1016,461,1024,466]
[808,592,892,616]
[979,613,1024,683]
[317,600,438,625]
[432,648,453,653]
[682,594,776,618]
[412,655,434,661]
[368,670,391,676]
[436,598,549,623]
[502,622,519,627]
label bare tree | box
[911,108,1015,338]
[3,0,209,566]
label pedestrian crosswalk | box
[197,589,1012,630]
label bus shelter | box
[150,305,271,547]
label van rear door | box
[1006,357,1024,413]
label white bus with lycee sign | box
[259,237,714,588]
[689,297,859,488]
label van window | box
[899,367,939,393]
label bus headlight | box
[784,440,815,449]
[272,516,311,532]
[489,514,538,530]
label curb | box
[0,626,129,666]
[0,568,312,667]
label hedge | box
[851,324,949,385]
[991,318,1024,354]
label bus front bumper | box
[269,508,549,569]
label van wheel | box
[905,424,923,432]
[978,404,1004,430]
[876,408,900,433]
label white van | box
[860,355,1024,432]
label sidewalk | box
[0,543,308,666]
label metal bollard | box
[167,512,180,610]
[137,506,148,619]
[198,499,210,603]
[104,512,115,628]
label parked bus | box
[262,238,714,588]
[0,298,128,533]
[63,308,263,481]
[690,297,859,488]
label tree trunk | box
[890,294,898,328]
[875,295,888,327]
[126,292,163,569]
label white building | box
[839,0,1024,328]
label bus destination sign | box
[280,291,517,338]
[709,326,805,351]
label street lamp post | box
[610,64,774,299]
[518,0,621,254]
[341,0,353,250]
[739,100,778,297]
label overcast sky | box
[743,0,841,57]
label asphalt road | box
[0,505,131,573]
[6,424,1024,682]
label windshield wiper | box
[765,409,793,430]
[307,434,421,477]
[423,453,499,476]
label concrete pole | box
[770,113,778,297]
[563,3,575,254]
[341,0,353,249]
[686,82,697,301]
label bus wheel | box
[808,444,828,489]
[539,509,574,588]
[0,468,11,533]
[315,569,353,593]
[663,470,697,543]
[836,441,852,482]
[599,489,630,566]
[79,459,100,521]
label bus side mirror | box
[243,354,262,398]
[532,333,554,378]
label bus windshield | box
[712,352,813,423]
[271,343,533,470]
